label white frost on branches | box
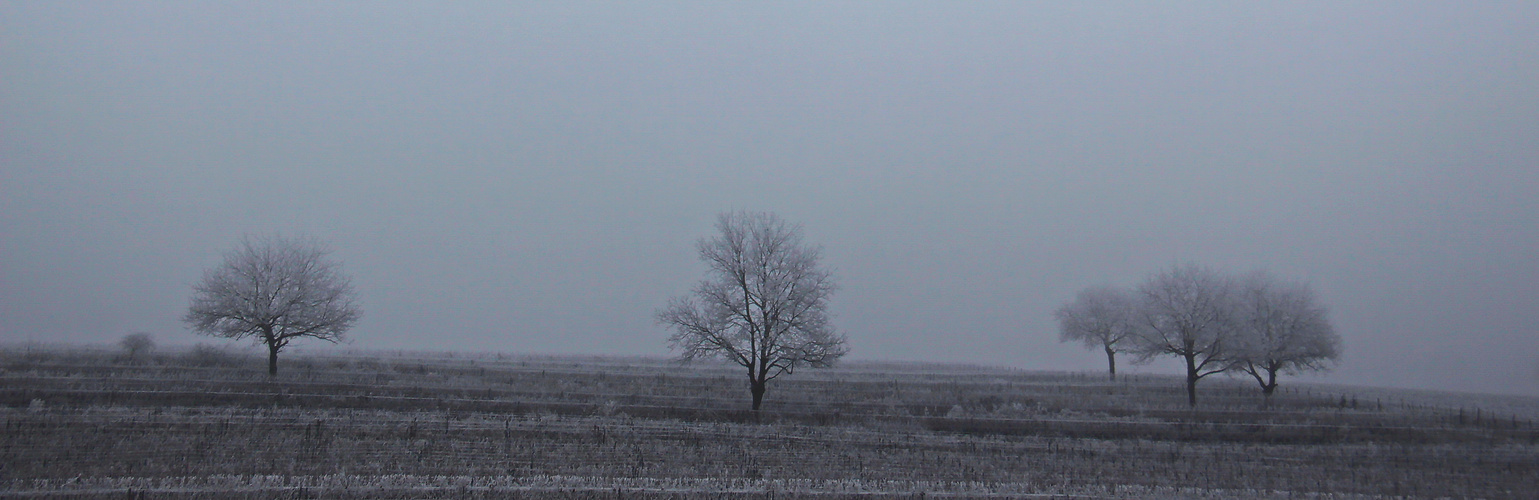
[1054,285,1139,380]
[658,211,846,410]
[1226,271,1341,398]
[184,234,360,375]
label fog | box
[3,2,1536,396]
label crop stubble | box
[1,347,1535,498]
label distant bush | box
[354,357,386,371]
[182,343,243,367]
[288,356,319,372]
[118,332,155,361]
[11,344,53,364]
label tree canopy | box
[184,234,360,375]
[658,211,847,410]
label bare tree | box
[1130,264,1236,407]
[658,211,847,411]
[1228,271,1341,404]
[118,332,156,361]
[1054,285,1138,381]
[184,234,361,376]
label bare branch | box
[1226,271,1342,397]
[657,211,846,410]
[1125,264,1237,407]
[183,234,361,376]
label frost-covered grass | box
[1,346,1536,498]
[3,473,1417,499]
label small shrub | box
[118,332,156,361]
[354,357,385,371]
[183,343,241,367]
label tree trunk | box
[1185,353,1199,408]
[750,378,766,411]
[1246,367,1275,409]
[1104,346,1117,381]
[267,342,280,376]
[1260,369,1278,407]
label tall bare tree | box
[184,234,361,376]
[658,211,847,411]
[1054,285,1138,381]
[1130,264,1235,407]
[1228,271,1341,404]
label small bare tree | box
[1054,285,1138,381]
[1228,271,1341,404]
[1130,264,1236,408]
[119,332,156,361]
[184,234,361,376]
[658,211,847,411]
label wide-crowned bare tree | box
[184,234,361,376]
[1054,285,1139,381]
[658,211,847,411]
[1228,271,1341,404]
[1130,264,1236,407]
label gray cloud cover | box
[3,1,1536,395]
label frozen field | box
[2,346,1536,499]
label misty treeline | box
[1056,264,1342,407]
[179,216,1337,412]
[178,212,849,412]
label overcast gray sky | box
[3,1,1536,396]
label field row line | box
[8,388,1506,436]
[0,375,1433,420]
[14,438,1531,465]
[0,413,937,449]
[0,473,1366,499]
[1,381,1411,417]
[0,370,1222,398]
